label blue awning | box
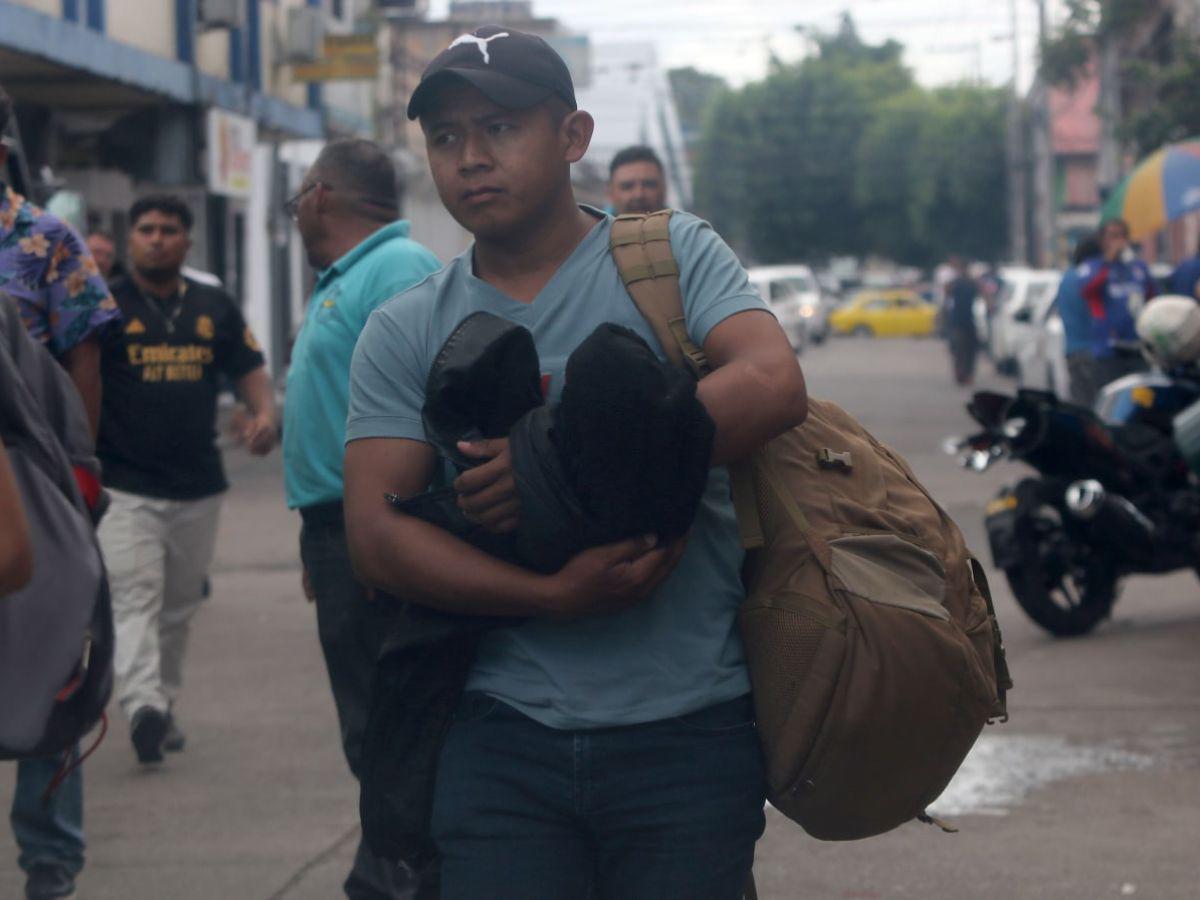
[0,0,324,138]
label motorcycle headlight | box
[1002,417,1027,440]
[799,303,816,319]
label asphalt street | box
[3,336,1199,899]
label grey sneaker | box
[163,712,186,753]
[25,863,76,900]
[130,706,167,763]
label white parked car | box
[1013,280,1071,399]
[987,268,1062,374]
[747,265,822,350]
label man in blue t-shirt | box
[1079,218,1157,388]
[283,139,439,900]
[1057,232,1103,405]
[343,26,807,900]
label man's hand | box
[240,412,278,456]
[540,533,689,620]
[301,565,315,603]
[454,438,520,534]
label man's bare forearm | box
[348,503,553,617]
[62,338,101,438]
[697,357,807,464]
[236,367,277,420]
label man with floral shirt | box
[2,85,120,900]
[0,122,118,435]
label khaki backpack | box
[610,211,1012,841]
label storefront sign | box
[292,35,380,82]
[207,109,257,199]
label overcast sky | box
[428,0,1064,92]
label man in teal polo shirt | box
[282,139,440,900]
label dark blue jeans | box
[431,692,766,900]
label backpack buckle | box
[817,448,853,471]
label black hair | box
[1072,232,1102,265]
[129,194,194,232]
[0,85,11,136]
[313,138,400,214]
[609,145,663,179]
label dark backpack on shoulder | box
[0,296,113,760]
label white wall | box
[245,145,275,372]
[106,0,175,57]
[7,0,58,16]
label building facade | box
[0,0,380,374]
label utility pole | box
[1096,23,1121,204]
[1030,0,1056,266]
[1006,0,1029,264]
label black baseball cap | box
[406,25,578,121]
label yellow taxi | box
[827,289,938,338]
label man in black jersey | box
[96,195,277,764]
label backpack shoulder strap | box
[610,211,710,379]
[609,211,764,549]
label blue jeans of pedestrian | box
[10,754,84,876]
[431,692,766,900]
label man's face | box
[608,160,666,215]
[1102,223,1130,261]
[86,234,116,278]
[292,166,327,268]
[421,83,575,239]
[128,210,190,280]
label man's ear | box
[561,110,594,165]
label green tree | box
[695,14,1008,266]
[1040,0,1199,155]
[1121,36,1200,154]
[667,67,727,142]
[695,15,915,262]
[857,86,1008,266]
[1039,0,1147,87]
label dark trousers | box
[1067,352,1100,407]
[299,503,415,900]
[949,325,979,385]
[431,692,766,900]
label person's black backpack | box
[0,296,113,761]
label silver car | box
[747,265,823,350]
[1014,277,1071,399]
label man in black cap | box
[344,25,807,899]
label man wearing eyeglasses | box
[283,138,439,900]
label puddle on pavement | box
[927,734,1154,817]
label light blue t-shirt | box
[346,209,769,729]
[284,221,440,509]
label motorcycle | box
[946,365,1200,636]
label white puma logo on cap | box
[448,31,510,65]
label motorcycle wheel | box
[1005,513,1119,637]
